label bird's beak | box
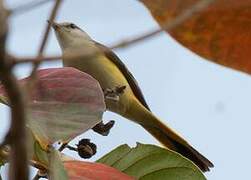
[47,20,60,30]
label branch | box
[0,146,47,172]
[27,0,62,90]
[11,0,53,16]
[37,0,62,55]
[30,160,47,171]
[34,0,62,68]
[12,0,214,66]
[110,0,215,49]
[0,0,29,179]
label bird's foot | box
[103,85,126,102]
[92,120,115,136]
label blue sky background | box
[1,0,251,179]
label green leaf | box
[0,95,8,105]
[0,83,8,105]
[140,167,203,180]
[97,144,131,166]
[0,145,9,167]
[0,156,5,167]
[0,153,5,180]
[49,150,68,180]
[34,141,49,166]
[97,143,206,180]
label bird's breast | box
[63,52,134,115]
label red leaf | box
[64,161,135,180]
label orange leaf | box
[141,0,251,74]
[64,161,135,180]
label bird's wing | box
[94,41,151,111]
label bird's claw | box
[103,85,126,102]
[92,120,115,136]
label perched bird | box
[51,21,213,172]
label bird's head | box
[49,21,92,50]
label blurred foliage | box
[142,0,251,74]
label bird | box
[51,21,213,172]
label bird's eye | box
[69,23,76,29]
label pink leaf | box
[0,67,106,146]
[64,161,135,180]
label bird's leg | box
[32,171,47,180]
[94,85,125,136]
[92,120,115,136]
[58,141,69,152]
[103,85,126,102]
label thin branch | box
[35,0,62,66]
[27,0,62,90]
[0,146,47,172]
[1,33,29,180]
[32,173,47,180]
[37,0,62,55]
[11,53,85,65]
[32,174,42,180]
[12,0,214,66]
[0,1,29,179]
[12,54,62,65]
[0,145,9,162]
[110,0,215,49]
[11,0,53,16]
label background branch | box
[0,0,28,179]
[33,0,62,70]
[11,0,53,16]
[11,0,214,66]
[111,0,215,49]
[27,0,62,90]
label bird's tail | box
[126,98,214,172]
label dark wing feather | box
[94,42,151,111]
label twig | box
[0,1,29,179]
[0,144,9,163]
[0,31,29,180]
[30,160,48,171]
[110,0,215,49]
[9,54,61,65]
[38,0,62,55]
[0,145,47,172]
[26,0,62,91]
[33,0,62,71]
[0,144,47,171]
[11,0,53,16]
[32,174,42,180]
[12,0,214,66]
[11,51,87,65]
[32,173,47,180]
